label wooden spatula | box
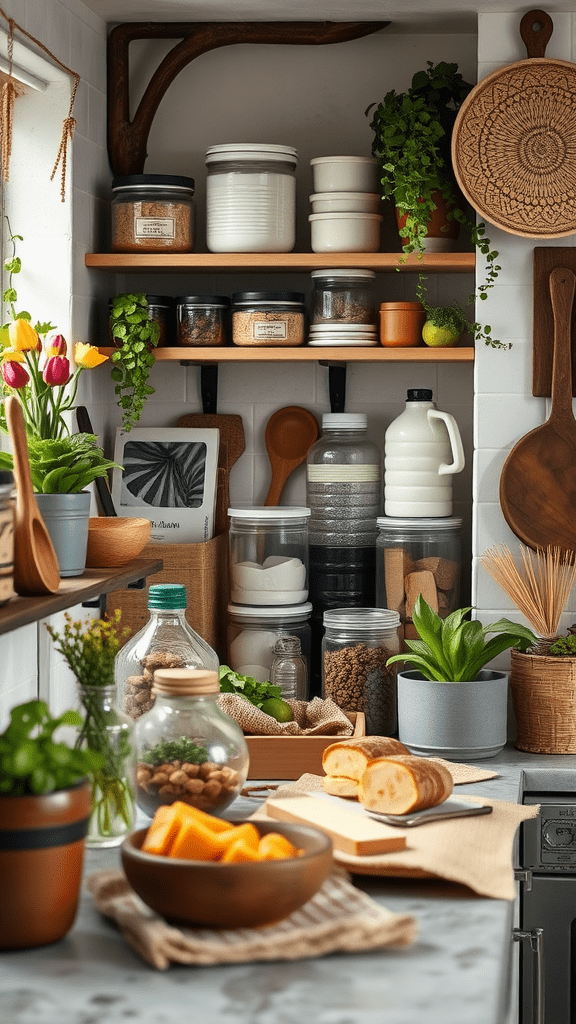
[500,267,576,551]
[5,396,60,594]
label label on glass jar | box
[308,465,380,481]
[134,216,176,239]
[252,319,288,340]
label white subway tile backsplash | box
[474,447,507,504]
[474,501,525,558]
[475,392,545,449]
[475,340,532,395]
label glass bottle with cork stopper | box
[134,668,249,817]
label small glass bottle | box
[270,635,308,700]
[134,668,249,817]
[76,683,136,848]
[115,583,219,721]
[321,607,401,736]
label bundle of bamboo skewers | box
[480,543,576,651]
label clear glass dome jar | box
[310,269,377,325]
[321,608,401,736]
[111,174,195,253]
[134,668,249,817]
[376,516,462,639]
[205,143,297,253]
[227,602,312,686]
[115,583,219,721]
[175,294,230,347]
[231,291,306,347]
[228,506,310,605]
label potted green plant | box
[109,293,161,432]
[415,275,510,350]
[0,698,103,949]
[387,595,536,760]
[366,61,504,348]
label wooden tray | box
[245,711,365,780]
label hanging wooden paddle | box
[500,266,576,552]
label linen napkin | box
[254,773,539,901]
[86,868,416,971]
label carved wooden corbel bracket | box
[107,20,389,175]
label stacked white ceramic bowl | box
[308,324,378,347]
[309,156,382,253]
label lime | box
[260,697,293,723]
[422,321,462,348]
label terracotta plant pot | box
[380,301,426,347]
[510,648,576,754]
[396,190,460,252]
[0,781,91,949]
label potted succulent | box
[109,292,161,432]
[0,698,103,949]
[366,61,504,348]
[387,595,536,760]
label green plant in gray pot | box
[387,596,536,760]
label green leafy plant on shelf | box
[366,61,505,348]
[386,594,537,682]
[109,293,160,432]
[416,275,510,351]
[0,699,103,796]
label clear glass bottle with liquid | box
[115,583,219,721]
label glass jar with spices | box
[111,173,195,254]
[231,292,306,347]
[133,668,249,817]
[176,295,230,347]
[114,583,219,721]
[310,269,377,325]
[321,607,401,736]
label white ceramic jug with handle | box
[384,389,465,517]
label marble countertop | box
[1,746,575,1024]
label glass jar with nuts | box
[134,668,249,817]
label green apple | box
[422,321,462,348]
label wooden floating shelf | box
[0,558,163,635]
[98,345,475,363]
[86,252,476,274]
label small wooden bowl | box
[121,820,333,929]
[85,517,151,568]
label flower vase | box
[76,683,136,847]
[36,491,91,577]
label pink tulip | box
[2,360,29,389]
[43,355,71,387]
[45,334,67,358]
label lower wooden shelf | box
[0,557,163,635]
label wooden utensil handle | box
[520,9,553,57]
[549,267,576,422]
[5,396,36,506]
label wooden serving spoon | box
[264,406,319,506]
[500,266,576,551]
[5,396,60,595]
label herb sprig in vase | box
[46,610,135,847]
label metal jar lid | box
[175,295,230,307]
[111,173,195,194]
[232,291,305,306]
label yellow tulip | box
[8,319,40,352]
[0,347,25,363]
[74,343,108,368]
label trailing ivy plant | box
[109,293,160,432]
[366,61,504,348]
[416,275,510,351]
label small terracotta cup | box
[380,301,426,347]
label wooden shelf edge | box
[85,251,476,273]
[0,557,163,635]
[98,345,475,363]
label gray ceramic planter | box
[36,491,90,578]
[396,668,508,761]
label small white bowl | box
[309,212,383,253]
[309,191,382,214]
[310,156,379,194]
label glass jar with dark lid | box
[111,173,195,253]
[109,295,173,348]
[231,291,306,347]
[176,295,230,347]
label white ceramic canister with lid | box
[384,389,465,517]
[205,143,297,253]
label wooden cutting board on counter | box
[264,793,407,856]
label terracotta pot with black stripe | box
[0,780,91,949]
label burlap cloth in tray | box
[86,868,416,971]
[217,693,354,736]
[254,774,539,901]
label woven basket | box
[510,648,576,753]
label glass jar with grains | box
[310,269,377,325]
[114,583,219,721]
[322,607,401,736]
[134,668,249,817]
[231,291,306,347]
[111,173,195,253]
[176,295,230,347]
